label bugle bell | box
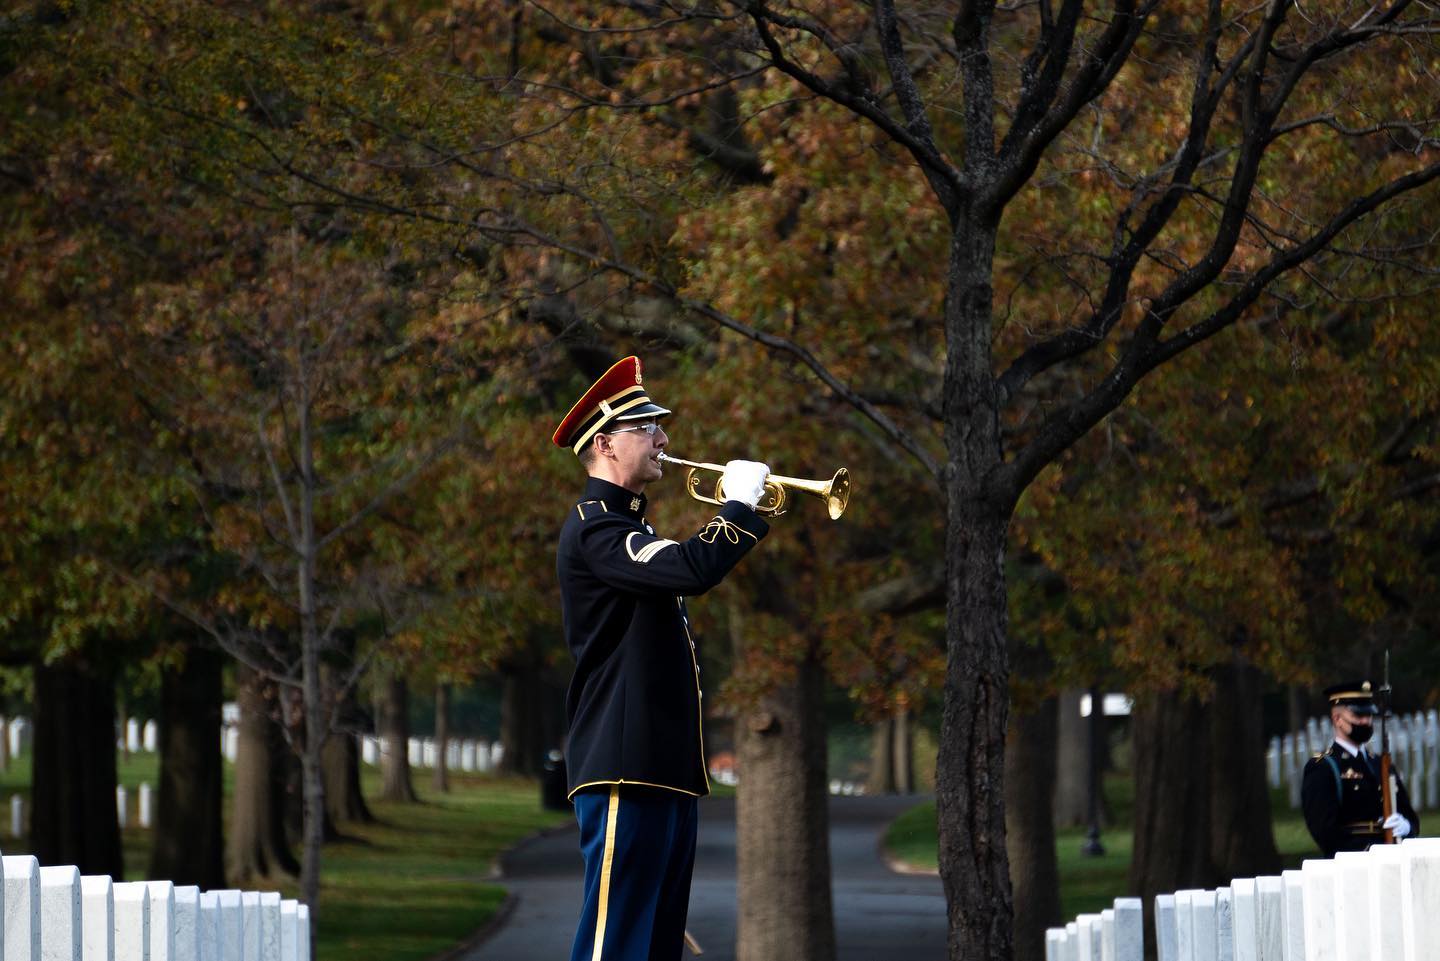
[657,452,850,520]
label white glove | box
[720,460,770,510]
[1384,812,1412,839]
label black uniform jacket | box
[1301,740,1420,857]
[557,477,768,799]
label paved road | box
[462,794,946,961]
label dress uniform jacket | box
[1301,741,1420,857]
[557,476,768,799]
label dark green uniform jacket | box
[557,477,768,799]
[1301,741,1420,857]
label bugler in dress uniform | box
[1301,680,1419,857]
[553,356,770,961]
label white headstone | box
[1367,843,1406,961]
[213,890,244,961]
[224,728,238,764]
[1067,922,1080,961]
[258,892,281,961]
[143,720,158,754]
[1047,928,1066,961]
[1268,738,1281,789]
[1191,889,1218,961]
[1255,876,1285,961]
[461,741,477,773]
[1076,914,1101,961]
[1233,879,1258,961]
[1156,894,1178,961]
[296,905,309,961]
[408,739,421,767]
[5,853,43,961]
[81,875,115,961]
[1400,838,1440,961]
[113,882,151,961]
[489,742,504,768]
[1300,858,1339,961]
[173,887,201,961]
[12,793,24,837]
[1113,898,1143,961]
[144,881,176,961]
[1174,890,1200,961]
[476,740,492,773]
[1332,851,1373,960]
[240,892,261,961]
[116,786,128,829]
[197,893,220,961]
[40,864,82,961]
[361,737,378,766]
[127,718,142,753]
[1280,870,1306,961]
[1217,887,1234,961]
[139,783,153,829]
[279,902,298,961]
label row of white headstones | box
[1267,710,1440,810]
[1,853,309,961]
[1046,835,1440,960]
[2,716,507,775]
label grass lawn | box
[883,774,1320,919]
[2,754,571,961]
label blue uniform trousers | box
[570,785,699,961]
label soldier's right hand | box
[720,460,770,510]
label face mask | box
[1349,722,1374,745]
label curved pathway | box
[461,794,946,961]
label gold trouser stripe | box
[591,786,622,961]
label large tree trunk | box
[228,664,300,883]
[322,730,372,825]
[735,643,836,961]
[31,659,124,878]
[1053,688,1090,826]
[1209,656,1281,879]
[937,504,1013,961]
[379,672,418,803]
[1128,693,1214,908]
[498,647,565,778]
[1006,695,1062,961]
[322,648,373,825]
[149,644,225,888]
[433,681,450,793]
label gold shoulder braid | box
[699,516,757,545]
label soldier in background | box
[1301,680,1418,857]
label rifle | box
[1380,650,1397,844]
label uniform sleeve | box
[577,501,768,596]
[1301,756,1346,855]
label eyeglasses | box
[607,422,663,437]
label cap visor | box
[612,402,672,421]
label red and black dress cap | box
[551,356,672,454]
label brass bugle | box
[657,452,850,520]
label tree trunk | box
[149,643,225,888]
[31,659,124,878]
[322,730,373,825]
[1127,693,1214,909]
[379,672,418,803]
[1053,688,1089,827]
[937,505,1013,961]
[868,717,896,795]
[433,681,450,793]
[498,648,564,778]
[1209,656,1281,879]
[893,707,914,794]
[1006,695,1062,961]
[735,644,836,961]
[228,664,300,883]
